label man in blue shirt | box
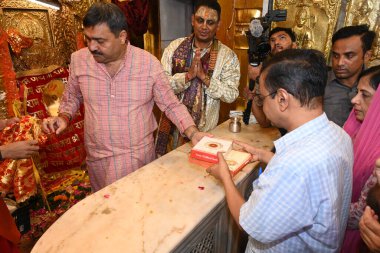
[207,49,353,252]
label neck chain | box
[192,39,213,52]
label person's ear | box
[292,42,297,49]
[119,30,128,44]
[216,20,221,31]
[192,15,195,27]
[276,88,290,112]
[364,50,372,64]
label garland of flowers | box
[25,174,91,240]
[0,27,19,117]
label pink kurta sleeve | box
[58,54,84,118]
[151,59,195,133]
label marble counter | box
[32,121,279,253]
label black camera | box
[243,3,287,125]
[246,9,287,66]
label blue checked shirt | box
[240,113,353,253]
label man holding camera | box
[156,0,240,156]
[246,27,296,128]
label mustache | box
[91,50,103,56]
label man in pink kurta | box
[43,2,203,191]
[63,43,196,191]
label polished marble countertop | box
[32,121,279,253]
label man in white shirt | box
[207,49,353,252]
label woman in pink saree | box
[341,65,380,253]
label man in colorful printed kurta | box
[42,2,206,192]
[156,0,240,156]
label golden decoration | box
[344,0,380,66]
[273,0,342,59]
[143,0,160,58]
[233,8,262,50]
[6,28,34,56]
[0,77,7,120]
[0,0,94,72]
[292,4,316,49]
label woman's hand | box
[0,117,20,131]
[1,140,39,160]
[360,206,380,252]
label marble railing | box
[32,121,279,253]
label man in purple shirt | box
[42,2,206,191]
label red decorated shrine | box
[0,24,90,243]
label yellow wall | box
[216,0,263,123]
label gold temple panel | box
[144,0,160,59]
[273,0,342,59]
[1,8,57,70]
[343,0,380,66]
[234,8,262,50]
[0,0,95,72]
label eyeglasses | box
[257,91,277,102]
[253,90,277,106]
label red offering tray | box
[190,136,252,176]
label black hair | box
[261,49,327,107]
[194,0,221,21]
[359,65,380,91]
[83,2,128,36]
[367,184,380,222]
[269,27,296,42]
[332,25,376,53]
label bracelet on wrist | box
[58,113,71,125]
[189,130,198,140]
